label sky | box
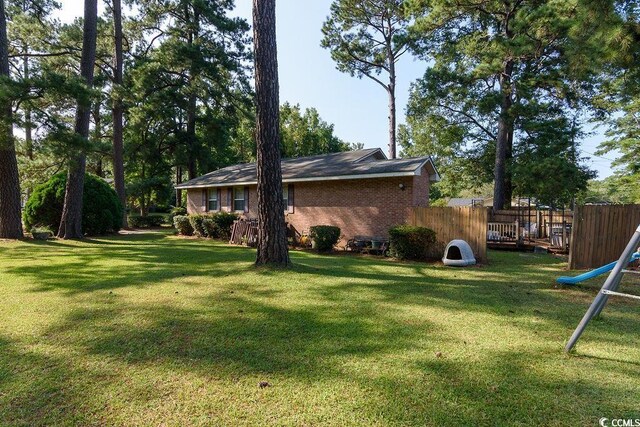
[55,0,618,179]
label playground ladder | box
[565,224,640,352]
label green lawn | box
[1,231,639,426]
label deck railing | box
[487,221,519,242]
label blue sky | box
[57,0,617,179]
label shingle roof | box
[176,148,440,189]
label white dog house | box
[442,239,476,267]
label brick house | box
[175,148,439,241]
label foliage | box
[388,225,436,261]
[577,176,639,205]
[23,173,122,235]
[125,0,253,191]
[592,4,640,203]
[321,0,409,158]
[127,214,164,228]
[168,206,187,223]
[201,217,217,239]
[188,214,208,237]
[309,225,341,252]
[404,0,609,207]
[280,103,351,157]
[172,215,193,236]
[208,211,238,240]
[511,112,595,207]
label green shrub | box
[173,215,194,236]
[210,211,237,240]
[128,215,164,228]
[189,214,207,237]
[388,225,437,261]
[201,217,218,238]
[309,225,341,252]
[169,206,187,223]
[23,173,123,235]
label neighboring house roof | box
[447,197,540,208]
[447,198,486,207]
[176,148,440,189]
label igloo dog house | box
[442,239,476,267]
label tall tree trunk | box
[185,4,199,181]
[253,0,289,266]
[175,166,182,207]
[0,0,24,239]
[58,0,98,239]
[492,59,514,211]
[112,0,126,227]
[387,33,397,160]
[23,48,32,161]
[93,102,103,177]
[187,95,197,180]
[504,126,514,207]
[387,82,396,160]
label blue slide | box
[557,252,640,285]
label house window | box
[208,190,218,211]
[282,185,288,211]
[233,187,245,212]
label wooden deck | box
[487,238,569,254]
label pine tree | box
[253,0,289,266]
[58,0,98,239]
[0,0,24,239]
[322,0,408,159]
[407,0,608,209]
[112,0,126,226]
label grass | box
[0,231,639,426]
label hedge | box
[309,225,341,252]
[173,215,194,236]
[173,212,238,239]
[388,225,437,261]
[128,215,164,228]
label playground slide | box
[557,252,640,285]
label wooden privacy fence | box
[569,204,640,270]
[409,207,488,263]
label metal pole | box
[565,224,640,352]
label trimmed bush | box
[189,214,207,237]
[210,211,237,240]
[128,215,164,228]
[201,217,218,238]
[169,206,187,223]
[388,225,437,261]
[173,215,194,236]
[309,225,341,252]
[23,173,123,235]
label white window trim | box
[207,190,218,211]
[283,184,289,212]
[233,186,245,212]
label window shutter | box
[287,184,294,214]
[227,188,232,211]
[244,186,249,213]
[202,189,207,211]
[217,189,222,211]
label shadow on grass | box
[2,233,640,424]
[3,292,639,425]
[5,233,257,294]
